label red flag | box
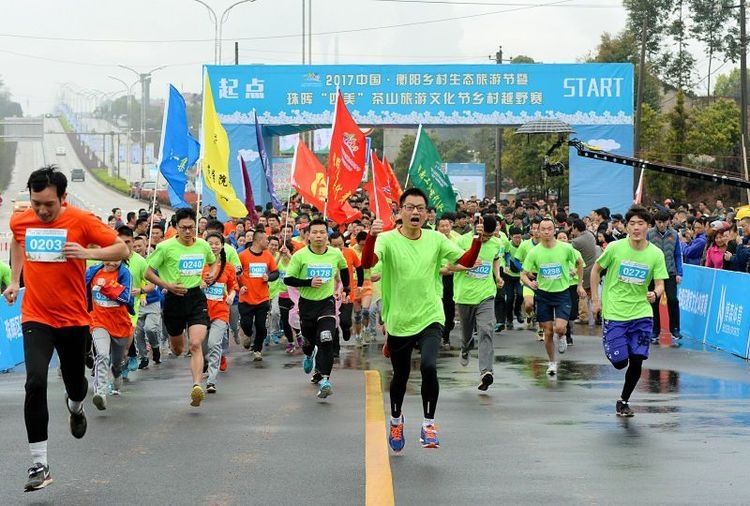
[382,155,402,202]
[291,138,327,209]
[239,156,259,224]
[364,151,396,231]
[328,200,362,225]
[327,90,366,214]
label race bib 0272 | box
[178,254,205,276]
[307,263,333,282]
[618,260,649,285]
[25,228,67,263]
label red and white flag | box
[327,90,366,221]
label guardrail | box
[678,265,750,359]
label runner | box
[520,218,585,377]
[238,228,279,361]
[202,232,237,393]
[556,230,584,346]
[452,215,505,391]
[361,188,482,451]
[502,226,525,330]
[513,218,542,338]
[86,258,135,410]
[591,206,668,417]
[283,219,349,399]
[437,215,457,350]
[351,231,374,345]
[4,166,129,492]
[330,231,364,358]
[145,207,218,407]
[274,239,298,353]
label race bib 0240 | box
[539,263,562,280]
[618,260,649,285]
[467,261,491,279]
[307,263,333,282]
[248,263,268,278]
[25,228,67,263]
[178,254,205,276]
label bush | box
[89,168,130,194]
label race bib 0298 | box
[248,263,268,278]
[307,263,333,282]
[25,228,67,263]
[178,254,205,276]
[539,263,562,280]
[618,260,649,285]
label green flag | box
[407,125,457,215]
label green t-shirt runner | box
[375,229,466,336]
[146,237,216,289]
[285,246,347,301]
[569,249,583,287]
[225,243,241,269]
[127,251,148,324]
[453,233,504,305]
[0,260,10,291]
[522,241,579,294]
[596,238,669,321]
[269,255,290,298]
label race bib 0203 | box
[467,261,491,279]
[25,228,67,263]
[307,263,333,282]
[204,282,225,301]
[178,254,205,276]
[248,263,268,278]
[539,262,562,280]
[618,260,649,285]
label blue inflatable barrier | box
[678,266,750,359]
[0,289,25,372]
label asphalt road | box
[1,324,750,505]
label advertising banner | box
[0,289,25,371]
[446,163,486,200]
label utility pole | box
[634,17,648,158]
[235,41,239,65]
[741,0,748,147]
[490,45,503,201]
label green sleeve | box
[226,245,241,267]
[596,244,613,269]
[285,252,302,279]
[205,242,216,265]
[522,248,537,273]
[146,244,164,271]
[440,232,467,264]
[0,262,10,287]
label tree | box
[510,55,535,64]
[437,138,472,163]
[657,0,696,90]
[638,103,685,200]
[394,134,416,183]
[502,130,568,199]
[714,68,746,100]
[689,0,736,99]
[666,89,690,165]
[687,98,741,171]
[0,77,23,118]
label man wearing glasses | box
[145,207,218,407]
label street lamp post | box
[109,76,138,183]
[191,0,257,64]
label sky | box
[0,0,714,116]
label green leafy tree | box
[639,103,685,200]
[502,130,568,200]
[713,68,747,100]
[689,0,736,99]
[510,55,535,64]
[687,98,740,170]
[394,134,416,183]
[657,0,696,90]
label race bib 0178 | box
[618,260,649,285]
[204,282,225,301]
[25,228,67,263]
[467,261,491,279]
[307,263,333,282]
[178,254,205,276]
[248,263,268,278]
[539,263,562,280]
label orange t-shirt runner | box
[238,249,277,305]
[11,205,118,328]
[340,247,360,302]
[202,263,238,322]
[90,268,133,338]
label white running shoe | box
[556,335,567,354]
[546,361,558,376]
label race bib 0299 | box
[25,228,67,263]
[539,263,562,280]
[178,254,205,276]
[248,263,268,278]
[618,260,649,285]
[307,263,333,282]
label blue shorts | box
[535,289,571,323]
[602,318,653,365]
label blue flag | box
[254,111,282,210]
[158,85,200,209]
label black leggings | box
[299,297,337,376]
[278,297,295,343]
[614,356,644,402]
[335,302,354,355]
[441,275,454,343]
[23,322,89,443]
[388,323,441,419]
[239,301,271,352]
[503,274,523,322]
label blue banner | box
[678,265,750,359]
[206,63,633,126]
[0,289,25,371]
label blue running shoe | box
[420,424,440,449]
[127,357,138,372]
[389,416,405,453]
[271,333,281,345]
[121,368,129,381]
[303,346,317,374]
[317,378,332,398]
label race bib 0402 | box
[618,260,649,285]
[178,254,205,276]
[248,263,268,278]
[204,282,225,301]
[539,263,563,280]
[25,228,67,263]
[307,263,333,282]
[467,261,491,279]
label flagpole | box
[403,124,422,189]
[323,87,341,220]
[371,149,380,219]
[147,84,173,253]
[195,161,204,217]
[284,140,300,244]
[146,174,160,253]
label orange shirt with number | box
[202,262,238,322]
[238,248,278,305]
[90,268,133,338]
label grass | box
[58,115,73,133]
[89,168,130,195]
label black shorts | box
[297,296,336,326]
[536,289,572,323]
[163,287,209,336]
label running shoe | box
[516,312,524,324]
[420,424,440,449]
[506,320,514,331]
[566,335,574,346]
[650,334,660,345]
[252,351,263,362]
[242,335,253,350]
[478,372,494,391]
[113,376,123,395]
[271,333,281,345]
[317,378,333,399]
[120,367,130,381]
[671,330,683,340]
[190,385,205,407]
[138,358,149,370]
[127,357,138,372]
[92,392,107,411]
[525,315,534,330]
[303,346,317,374]
[494,323,505,333]
[233,332,241,345]
[207,383,217,394]
[389,416,405,453]
[556,335,567,354]
[310,371,323,384]
[285,343,295,354]
[460,350,469,367]
[616,400,634,417]
[219,356,228,372]
[152,347,161,364]
[24,463,52,492]
[546,361,558,376]
[537,328,544,341]
[354,334,363,348]
[64,394,87,439]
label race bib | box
[539,262,562,280]
[307,263,333,282]
[248,263,268,278]
[92,287,118,308]
[467,261,491,279]
[204,282,225,301]
[25,228,67,263]
[618,260,649,285]
[178,254,205,276]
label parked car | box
[70,169,85,182]
[12,190,31,214]
[55,146,66,156]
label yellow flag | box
[201,72,248,218]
